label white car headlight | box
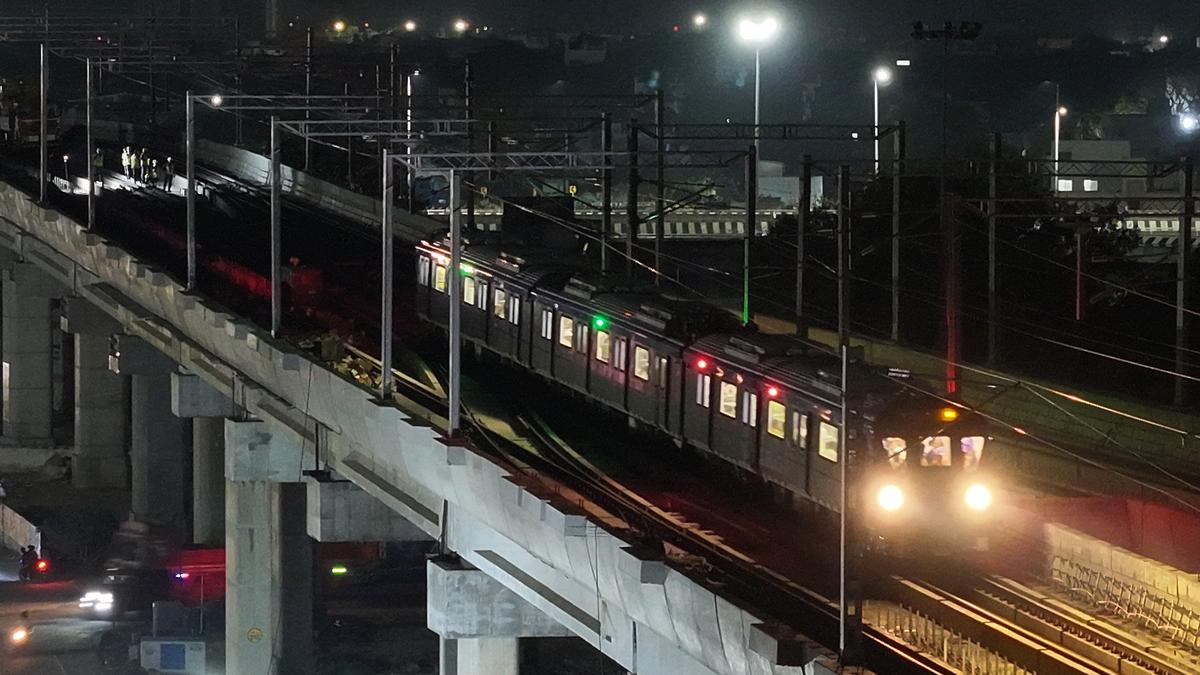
[964,483,993,511]
[877,484,904,512]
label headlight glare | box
[877,484,905,512]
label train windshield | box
[881,436,984,469]
[962,436,986,471]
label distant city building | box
[564,34,607,65]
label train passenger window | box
[741,392,758,427]
[633,346,651,380]
[434,265,448,292]
[595,331,611,363]
[540,309,554,340]
[920,437,952,467]
[961,437,986,471]
[882,438,907,468]
[575,325,588,353]
[463,277,476,306]
[418,256,431,286]
[766,401,786,438]
[494,289,507,319]
[508,297,521,324]
[719,382,738,417]
[559,316,575,348]
[613,338,627,371]
[695,373,711,407]
[818,422,839,462]
[475,281,489,310]
[792,412,808,448]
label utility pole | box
[448,171,463,435]
[270,116,282,336]
[39,42,47,203]
[744,145,757,325]
[304,26,313,171]
[836,164,862,665]
[654,90,666,283]
[625,119,639,276]
[986,133,999,365]
[85,57,94,229]
[795,155,812,334]
[1074,227,1087,322]
[891,123,906,342]
[601,113,613,273]
[186,91,197,290]
[464,59,475,229]
[1176,157,1194,407]
[380,148,394,400]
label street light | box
[453,19,470,34]
[62,154,70,182]
[693,13,708,28]
[1053,104,1068,192]
[332,20,347,33]
[1158,34,1170,45]
[403,20,417,32]
[736,15,779,158]
[872,66,894,173]
[1181,113,1199,133]
[210,94,223,107]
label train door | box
[654,355,670,429]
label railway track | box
[879,574,1198,675]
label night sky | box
[11,0,1197,40]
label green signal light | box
[330,564,349,576]
[592,315,608,330]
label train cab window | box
[792,412,809,448]
[719,382,738,418]
[418,256,431,286]
[540,309,554,340]
[559,316,575,348]
[595,330,611,363]
[818,421,839,462]
[463,277,477,306]
[433,265,448,292]
[920,436,953,467]
[494,288,508,319]
[695,373,711,407]
[741,391,758,427]
[882,437,907,468]
[961,436,986,471]
[508,297,521,325]
[766,400,786,438]
[633,346,651,380]
[613,338,628,371]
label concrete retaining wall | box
[0,503,41,555]
[195,140,443,243]
[1046,521,1200,615]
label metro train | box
[414,236,995,544]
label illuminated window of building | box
[1056,178,1073,192]
[1083,179,1099,192]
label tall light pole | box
[1053,99,1067,193]
[736,15,779,158]
[872,66,893,173]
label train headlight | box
[877,484,904,512]
[964,483,993,511]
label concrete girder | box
[305,479,430,542]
